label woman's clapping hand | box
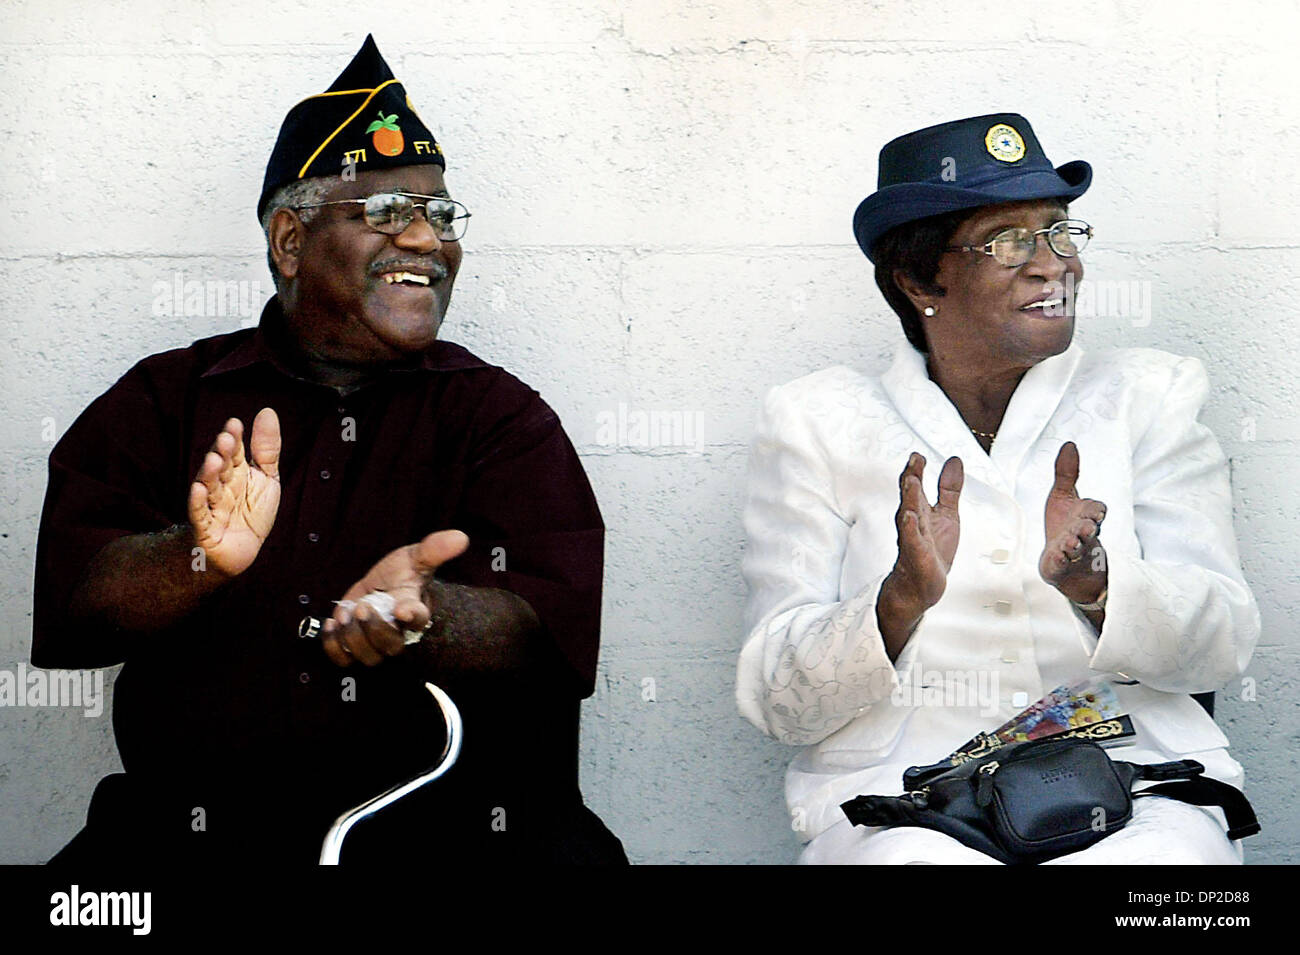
[1039,441,1108,605]
[877,452,964,657]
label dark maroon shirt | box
[32,297,620,863]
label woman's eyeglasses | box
[945,219,1092,268]
[293,193,471,242]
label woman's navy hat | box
[852,113,1091,263]
[258,35,445,221]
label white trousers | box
[800,796,1243,864]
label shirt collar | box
[200,296,489,380]
[881,339,1084,488]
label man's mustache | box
[369,259,451,282]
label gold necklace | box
[970,427,997,440]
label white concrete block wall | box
[1,0,1296,864]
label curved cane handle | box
[319,682,463,865]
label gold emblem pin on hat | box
[985,123,1026,162]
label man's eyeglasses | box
[945,219,1092,268]
[293,192,472,242]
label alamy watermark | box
[595,402,705,450]
[50,885,150,935]
[1043,273,1153,327]
[152,271,264,326]
[0,664,104,717]
[891,666,1001,718]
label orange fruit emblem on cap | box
[366,111,405,157]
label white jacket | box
[736,342,1261,842]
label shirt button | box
[298,594,310,605]
[308,532,319,543]
[320,469,331,480]
[994,599,1013,615]
[991,548,1011,564]
[298,672,311,684]
[1001,648,1019,664]
[1011,691,1030,708]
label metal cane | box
[318,680,463,865]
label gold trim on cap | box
[298,87,381,103]
[296,78,401,179]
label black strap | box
[840,794,1015,864]
[1134,777,1262,841]
[840,794,912,828]
[1123,758,1259,840]
[1131,758,1205,782]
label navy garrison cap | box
[852,113,1091,263]
[258,34,445,220]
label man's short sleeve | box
[438,371,605,697]
[31,363,183,668]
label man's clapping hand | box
[186,408,282,579]
[321,530,471,667]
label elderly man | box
[33,36,625,864]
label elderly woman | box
[736,113,1260,864]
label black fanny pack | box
[840,737,1260,864]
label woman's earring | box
[923,305,937,317]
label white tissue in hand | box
[359,591,397,620]
[336,591,424,645]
